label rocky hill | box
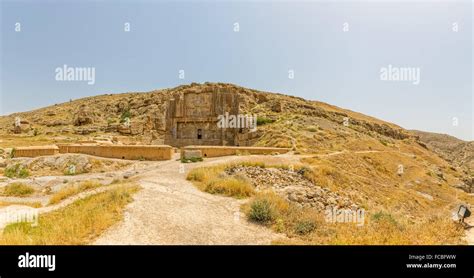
[0,82,411,144]
[411,130,473,171]
[0,82,472,193]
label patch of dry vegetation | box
[13,155,132,177]
[301,150,474,219]
[0,184,140,245]
[48,180,104,205]
[187,165,254,198]
[0,201,42,208]
[1,183,35,197]
[191,159,469,244]
[245,192,464,245]
[186,162,307,199]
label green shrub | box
[181,157,203,163]
[120,109,131,123]
[18,168,29,178]
[189,157,203,163]
[256,117,274,126]
[4,168,14,178]
[248,199,275,223]
[294,220,316,235]
[4,164,29,178]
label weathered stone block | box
[182,150,202,160]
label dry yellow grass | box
[245,192,464,245]
[48,180,103,205]
[204,177,254,198]
[301,150,474,219]
[0,184,140,245]
[0,201,42,208]
[187,166,254,198]
[188,159,469,244]
[1,183,35,197]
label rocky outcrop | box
[5,154,131,176]
[11,119,30,134]
[73,105,94,126]
[225,166,357,211]
[412,130,473,172]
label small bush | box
[4,164,29,178]
[181,157,203,163]
[294,220,316,235]
[18,168,29,178]
[4,168,14,178]
[249,199,275,223]
[2,183,35,197]
[247,192,289,224]
[256,117,274,126]
[120,109,131,123]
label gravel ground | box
[94,155,288,245]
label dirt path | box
[94,155,286,245]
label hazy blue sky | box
[1,0,472,140]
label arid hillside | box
[0,82,473,245]
[411,130,473,172]
[0,82,472,194]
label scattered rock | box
[5,154,130,176]
[225,166,357,211]
[123,171,134,179]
